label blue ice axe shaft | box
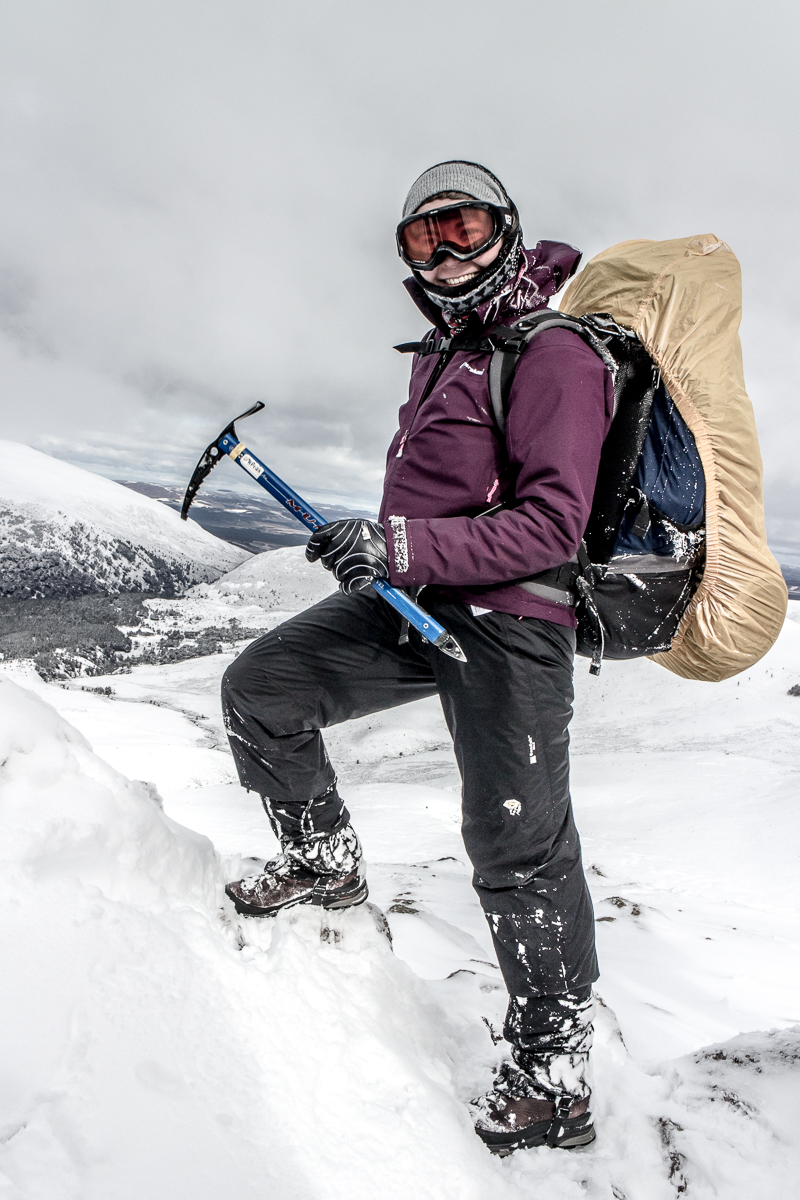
[180,403,467,662]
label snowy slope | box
[196,543,338,610]
[0,442,248,596]
[1,549,799,1199]
[0,673,509,1200]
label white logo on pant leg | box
[528,736,537,764]
[503,799,522,816]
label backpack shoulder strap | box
[488,311,606,434]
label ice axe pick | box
[181,402,467,662]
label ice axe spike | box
[180,404,467,663]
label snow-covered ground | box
[0,442,247,596]
[1,548,799,1199]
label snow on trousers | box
[221,589,599,1001]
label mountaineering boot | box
[473,988,595,1154]
[225,824,367,916]
[471,1063,594,1155]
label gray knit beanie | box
[402,160,510,217]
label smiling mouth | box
[440,271,477,287]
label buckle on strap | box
[394,332,498,357]
[629,489,652,538]
[546,1096,575,1148]
[490,326,528,354]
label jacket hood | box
[403,240,582,334]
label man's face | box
[414,198,504,288]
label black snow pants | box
[221,589,598,999]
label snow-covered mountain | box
[1,549,799,1198]
[0,442,248,597]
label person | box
[221,160,614,1154]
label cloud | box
[0,0,797,533]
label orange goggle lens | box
[399,205,497,265]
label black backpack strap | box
[487,312,591,434]
[394,329,443,356]
[395,329,498,357]
[487,336,523,433]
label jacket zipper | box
[392,349,453,462]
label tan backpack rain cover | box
[560,234,787,683]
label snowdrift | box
[0,677,511,1200]
[0,442,248,597]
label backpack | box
[563,234,786,681]
[401,234,787,680]
[483,307,707,674]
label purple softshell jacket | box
[379,241,615,628]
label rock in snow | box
[0,548,799,1199]
[0,442,248,597]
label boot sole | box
[479,1117,595,1156]
[321,881,369,910]
[226,879,369,918]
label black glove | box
[305,519,389,595]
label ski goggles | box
[396,201,515,270]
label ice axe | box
[181,401,467,662]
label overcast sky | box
[0,0,798,541]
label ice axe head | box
[181,401,265,520]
